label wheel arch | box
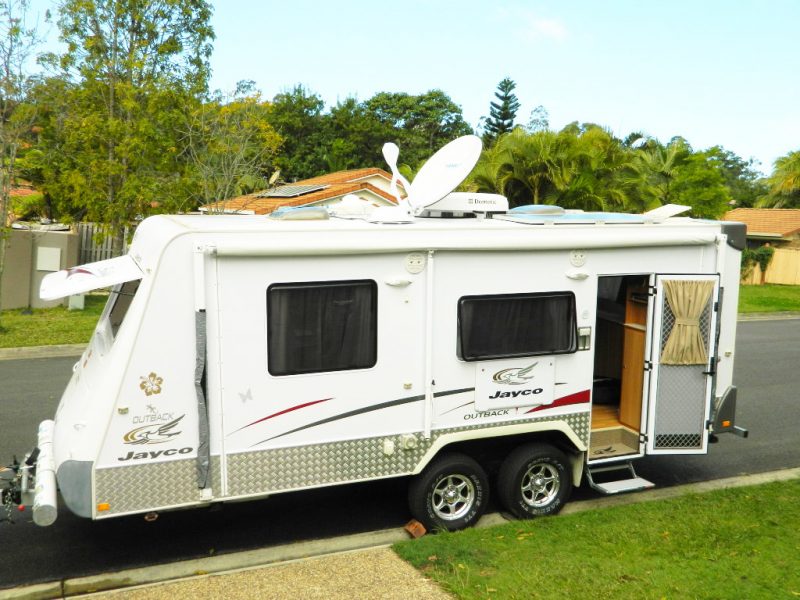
[412,421,587,486]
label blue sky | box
[209,0,798,175]
[27,0,800,175]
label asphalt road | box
[1,319,798,591]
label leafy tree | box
[761,150,800,208]
[482,77,521,147]
[267,85,327,180]
[365,89,473,170]
[267,87,472,180]
[182,81,281,212]
[671,151,732,219]
[0,0,41,312]
[43,0,214,252]
[704,146,766,208]
[526,105,549,132]
[324,97,389,172]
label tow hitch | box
[0,451,37,523]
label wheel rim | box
[520,462,560,508]
[432,474,475,521]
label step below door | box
[645,274,719,455]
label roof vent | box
[417,192,509,218]
[268,206,329,221]
[509,204,565,215]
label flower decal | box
[139,372,164,396]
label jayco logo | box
[123,415,184,445]
[487,362,543,400]
[492,362,537,385]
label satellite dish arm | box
[382,142,412,212]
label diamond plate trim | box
[93,412,589,513]
[227,411,590,497]
[95,456,222,517]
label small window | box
[268,280,377,376]
[458,292,577,361]
[108,280,141,338]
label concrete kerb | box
[737,311,800,321]
[1,467,798,600]
[0,344,85,361]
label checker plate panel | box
[93,412,589,515]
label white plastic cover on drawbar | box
[40,255,143,301]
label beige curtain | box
[660,280,714,365]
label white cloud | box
[527,16,568,41]
[495,7,568,43]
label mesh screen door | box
[646,274,719,454]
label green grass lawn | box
[738,284,800,313]
[394,479,800,600]
[0,294,106,348]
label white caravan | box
[2,136,747,531]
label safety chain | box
[2,487,16,524]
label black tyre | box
[408,453,489,532]
[497,443,572,519]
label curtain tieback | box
[674,317,697,326]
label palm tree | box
[629,139,691,208]
[467,127,642,212]
[759,150,800,208]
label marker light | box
[97,503,110,512]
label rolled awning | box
[40,255,143,301]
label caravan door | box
[645,274,719,455]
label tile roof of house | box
[203,168,401,215]
[10,185,37,197]
[724,208,800,238]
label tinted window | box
[458,292,577,361]
[108,280,140,338]
[268,280,377,376]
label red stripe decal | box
[232,398,333,433]
[525,389,590,413]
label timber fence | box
[742,247,800,286]
[78,223,131,264]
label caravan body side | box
[44,214,744,522]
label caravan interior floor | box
[590,406,639,460]
[591,405,622,429]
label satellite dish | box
[268,170,281,186]
[406,135,482,212]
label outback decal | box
[132,404,176,425]
[123,415,184,445]
[118,447,193,461]
[492,362,537,385]
[464,409,510,420]
[139,372,163,396]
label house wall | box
[0,229,80,309]
[1,230,33,310]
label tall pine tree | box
[482,78,521,146]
